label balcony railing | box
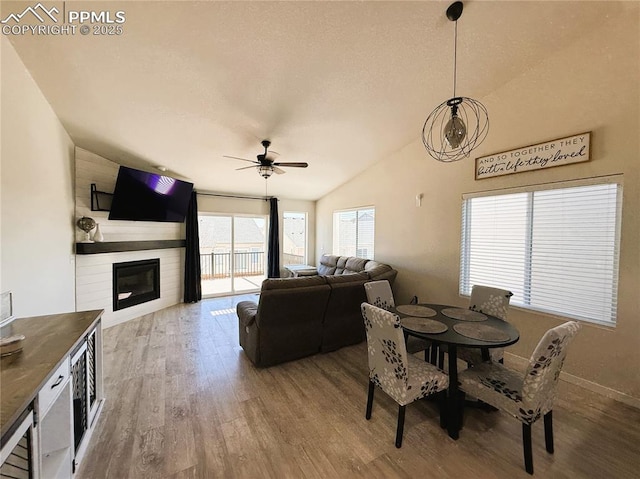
[282,253,306,265]
[200,252,308,279]
[201,252,265,279]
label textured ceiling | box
[3,1,620,200]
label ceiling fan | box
[224,140,308,178]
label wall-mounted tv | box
[108,166,194,223]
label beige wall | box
[317,10,640,401]
[1,37,76,316]
[198,194,316,275]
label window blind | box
[460,179,622,325]
[333,207,375,259]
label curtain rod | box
[196,191,276,201]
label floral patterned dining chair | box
[469,285,513,319]
[458,321,581,474]
[457,285,514,366]
[364,280,396,311]
[364,280,431,358]
[360,302,449,448]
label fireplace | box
[113,259,160,311]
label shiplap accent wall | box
[75,148,185,328]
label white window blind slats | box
[333,207,375,260]
[460,181,621,325]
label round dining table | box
[392,303,520,440]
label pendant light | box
[422,1,489,162]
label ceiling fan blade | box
[273,166,286,175]
[223,155,257,164]
[273,162,308,168]
[235,165,257,171]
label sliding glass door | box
[198,214,267,297]
[232,216,267,292]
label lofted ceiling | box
[2,1,621,200]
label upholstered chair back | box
[361,302,448,448]
[458,320,581,474]
[521,321,581,423]
[469,285,513,320]
[361,303,410,399]
[364,280,395,311]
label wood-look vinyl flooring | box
[76,295,640,478]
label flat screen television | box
[108,166,194,222]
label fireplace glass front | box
[112,259,160,311]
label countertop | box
[0,309,103,441]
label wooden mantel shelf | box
[75,239,186,254]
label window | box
[283,212,307,265]
[333,207,375,259]
[460,177,622,325]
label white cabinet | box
[37,323,103,478]
[38,359,71,416]
[38,369,73,479]
[1,313,103,479]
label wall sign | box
[475,132,591,180]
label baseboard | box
[503,352,640,410]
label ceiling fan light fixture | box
[225,139,308,179]
[422,1,489,162]
[258,165,274,178]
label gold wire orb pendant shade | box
[422,2,489,162]
[422,96,489,162]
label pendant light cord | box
[453,19,458,98]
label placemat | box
[453,323,510,342]
[441,308,487,322]
[401,317,448,334]
[396,305,437,317]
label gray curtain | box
[267,197,280,278]
[183,191,202,302]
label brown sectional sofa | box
[317,254,397,284]
[237,255,397,367]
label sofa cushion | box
[261,275,327,290]
[325,272,369,284]
[334,256,349,274]
[364,260,386,272]
[365,263,391,277]
[322,273,369,352]
[237,301,258,328]
[366,265,397,283]
[345,257,369,273]
[318,264,336,275]
[318,255,338,275]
